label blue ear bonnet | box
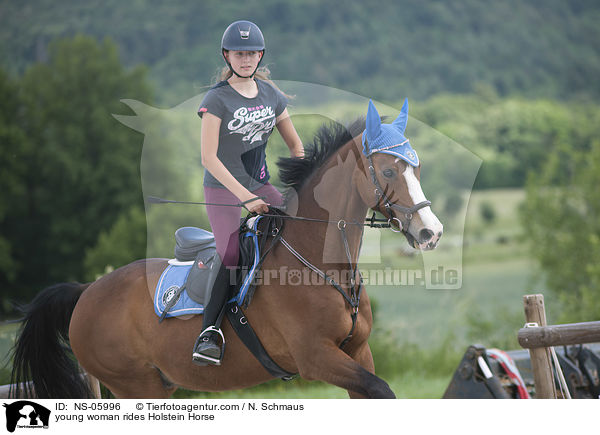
[361,99,419,167]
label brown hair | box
[216,65,272,82]
[214,62,293,99]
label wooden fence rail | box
[518,321,600,349]
[520,294,600,399]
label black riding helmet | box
[221,20,265,78]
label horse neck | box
[293,137,369,266]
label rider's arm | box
[201,112,264,206]
[276,109,304,158]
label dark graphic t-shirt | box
[198,79,288,190]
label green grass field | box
[364,188,538,345]
[174,372,450,399]
[0,188,540,398]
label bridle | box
[363,137,432,235]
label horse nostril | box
[419,229,434,243]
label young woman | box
[193,20,304,365]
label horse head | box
[358,99,443,250]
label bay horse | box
[10,100,442,399]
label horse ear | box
[112,99,157,133]
[366,99,381,141]
[392,98,409,133]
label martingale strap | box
[337,221,362,349]
[280,225,362,350]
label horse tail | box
[9,282,94,399]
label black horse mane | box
[277,117,366,192]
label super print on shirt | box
[227,105,276,144]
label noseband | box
[364,138,431,234]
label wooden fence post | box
[523,294,556,399]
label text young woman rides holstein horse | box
[10,99,442,399]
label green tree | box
[521,139,600,322]
[83,205,147,281]
[2,0,600,105]
[0,35,152,308]
[0,70,27,302]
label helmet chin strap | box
[229,64,259,79]
[223,50,264,79]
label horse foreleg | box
[296,344,395,399]
[346,343,380,399]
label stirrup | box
[192,326,226,366]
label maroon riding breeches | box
[204,183,283,267]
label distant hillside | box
[1,0,599,104]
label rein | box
[148,195,392,228]
[259,210,392,228]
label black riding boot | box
[192,262,232,366]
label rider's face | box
[224,50,263,76]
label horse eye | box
[382,168,396,178]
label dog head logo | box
[3,401,51,433]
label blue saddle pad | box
[154,216,263,319]
[154,263,204,318]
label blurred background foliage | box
[1,0,599,396]
[2,0,599,106]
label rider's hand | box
[245,197,270,214]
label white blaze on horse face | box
[402,164,444,246]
